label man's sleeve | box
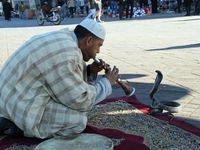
[94,77,112,104]
[45,58,96,112]
[86,65,112,104]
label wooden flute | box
[93,58,135,96]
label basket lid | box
[34,133,113,150]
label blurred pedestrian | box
[41,1,50,17]
[57,0,64,6]
[95,0,103,22]
[139,0,148,8]
[14,3,19,13]
[3,0,12,21]
[184,0,192,16]
[85,0,90,15]
[118,0,125,19]
[87,0,102,21]
[176,0,182,13]
[110,0,118,17]
[125,0,134,18]
[68,0,75,17]
[194,0,200,15]
[78,0,85,15]
[57,0,66,19]
[151,0,158,13]
[18,1,26,19]
[87,0,96,19]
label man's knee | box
[54,118,87,137]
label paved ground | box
[0,13,200,128]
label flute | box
[93,58,135,97]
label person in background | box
[194,0,200,15]
[139,0,148,8]
[57,0,64,6]
[41,1,51,17]
[67,0,75,17]
[95,0,103,22]
[184,0,192,16]
[151,0,158,13]
[92,0,103,22]
[78,0,85,15]
[176,0,182,13]
[57,0,66,20]
[18,1,26,19]
[87,0,96,19]
[125,0,134,18]
[14,3,19,15]
[85,0,90,15]
[118,0,125,19]
[87,0,103,22]
[3,0,12,21]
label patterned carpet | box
[0,96,200,150]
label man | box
[67,0,75,18]
[87,0,103,22]
[176,0,182,13]
[95,0,103,22]
[151,0,158,13]
[125,0,134,18]
[118,0,125,20]
[41,1,51,17]
[184,0,192,16]
[18,1,26,19]
[3,0,12,21]
[194,0,200,15]
[0,18,119,139]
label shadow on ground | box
[174,18,200,22]
[109,73,189,105]
[109,73,200,128]
[146,43,200,51]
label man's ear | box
[85,36,93,46]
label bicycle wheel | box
[36,15,45,25]
[53,13,61,25]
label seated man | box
[0,18,119,139]
[41,1,50,17]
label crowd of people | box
[39,0,104,22]
[38,0,199,20]
[1,0,200,21]
[2,0,26,21]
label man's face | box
[83,37,104,62]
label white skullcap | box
[79,18,106,40]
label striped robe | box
[0,28,97,138]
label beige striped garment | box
[0,28,97,138]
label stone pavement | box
[0,13,200,128]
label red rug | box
[0,96,199,150]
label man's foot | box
[97,19,104,23]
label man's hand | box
[90,59,119,85]
[104,66,119,86]
[89,59,110,74]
